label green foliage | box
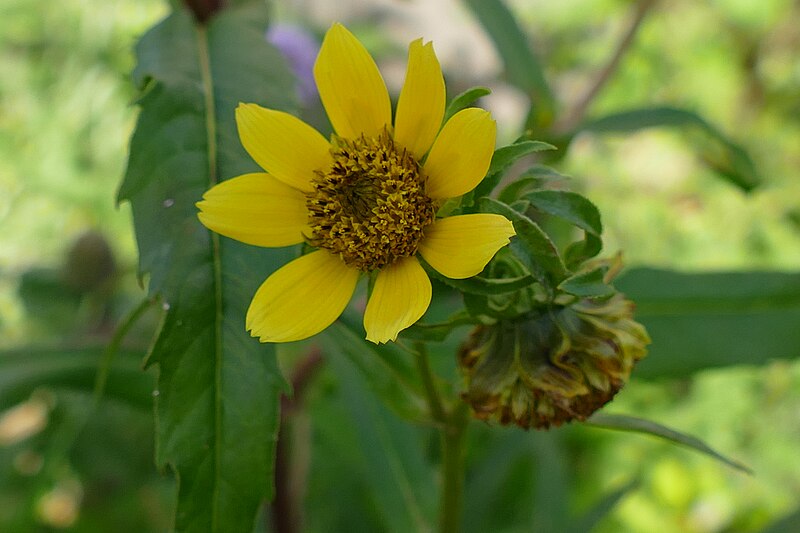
[463,0,556,128]
[617,269,800,378]
[118,3,297,531]
[3,0,800,531]
[579,107,760,191]
[586,413,751,474]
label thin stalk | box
[92,296,154,405]
[413,342,447,424]
[440,403,469,533]
[556,0,658,133]
[412,342,470,532]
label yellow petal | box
[235,103,331,193]
[418,214,515,279]
[314,23,391,139]
[364,257,432,344]
[423,108,496,199]
[394,39,445,160]
[246,251,359,342]
[196,173,308,247]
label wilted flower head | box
[458,294,650,429]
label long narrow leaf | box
[0,347,152,410]
[586,412,752,474]
[617,268,800,378]
[463,0,555,125]
[579,107,759,191]
[118,4,297,531]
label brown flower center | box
[306,130,436,271]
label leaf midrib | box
[195,23,225,532]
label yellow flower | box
[197,23,515,344]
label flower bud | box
[458,294,650,429]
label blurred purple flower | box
[266,23,320,105]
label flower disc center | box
[306,130,436,271]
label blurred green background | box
[1,0,799,531]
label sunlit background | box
[1,0,799,530]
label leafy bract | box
[444,86,491,123]
[117,4,297,532]
[479,198,568,293]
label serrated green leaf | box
[487,141,556,176]
[0,347,152,410]
[524,190,601,236]
[463,0,555,127]
[444,86,491,123]
[525,190,603,267]
[479,198,568,292]
[117,4,297,532]
[558,267,614,299]
[585,413,752,474]
[616,268,800,378]
[579,107,760,191]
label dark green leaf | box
[324,316,427,421]
[479,198,568,291]
[525,190,603,267]
[444,86,491,123]
[325,343,437,532]
[579,107,760,191]
[117,4,297,531]
[564,479,639,533]
[586,412,752,474]
[0,346,152,410]
[524,190,602,236]
[558,267,615,299]
[487,141,557,176]
[463,0,555,126]
[402,311,477,342]
[617,268,800,378]
[465,141,557,208]
[761,506,800,533]
[425,266,535,296]
[498,165,570,203]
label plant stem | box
[412,342,470,532]
[413,342,447,424]
[440,403,469,533]
[272,348,325,533]
[556,0,658,133]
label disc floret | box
[306,129,437,271]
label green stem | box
[413,342,447,424]
[440,404,469,533]
[411,342,470,533]
[92,297,154,405]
